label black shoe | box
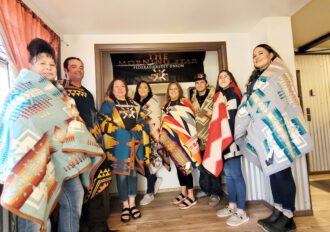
[285,217,296,231]
[257,207,282,227]
[262,214,296,232]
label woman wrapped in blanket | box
[98,79,147,222]
[159,82,202,210]
[207,70,249,227]
[133,81,165,206]
[0,38,105,232]
[235,44,313,232]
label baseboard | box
[309,170,330,175]
[256,200,313,217]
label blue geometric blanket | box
[235,58,313,175]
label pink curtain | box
[0,0,60,70]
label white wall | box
[61,32,251,193]
[61,33,251,100]
[248,17,297,87]
[61,17,312,211]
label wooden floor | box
[108,174,330,231]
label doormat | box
[310,179,330,192]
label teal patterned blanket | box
[0,70,104,228]
[235,58,313,175]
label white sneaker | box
[196,191,210,199]
[209,194,221,207]
[226,213,250,226]
[216,206,236,218]
[140,194,154,206]
[154,177,163,194]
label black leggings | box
[177,168,193,189]
[269,167,296,212]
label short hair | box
[106,79,129,100]
[63,57,83,70]
[165,82,184,101]
[133,80,153,103]
[27,38,55,63]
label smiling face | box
[218,71,231,89]
[65,59,84,84]
[138,82,150,100]
[30,53,57,81]
[113,80,127,100]
[168,83,180,101]
[253,46,274,70]
[195,79,207,94]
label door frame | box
[94,42,227,108]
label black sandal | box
[178,197,197,209]
[172,193,186,205]
[129,206,142,219]
[121,207,131,222]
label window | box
[0,36,14,110]
[0,34,17,232]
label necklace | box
[115,99,136,119]
[165,101,175,114]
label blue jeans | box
[116,169,137,202]
[223,157,246,210]
[17,217,51,232]
[58,176,84,232]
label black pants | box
[177,168,193,189]
[79,188,110,232]
[199,150,222,196]
[144,164,157,194]
[270,167,296,212]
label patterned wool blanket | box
[220,84,242,161]
[160,98,201,175]
[191,86,215,150]
[0,70,105,228]
[141,95,169,173]
[98,97,147,176]
[202,91,233,177]
[235,58,313,176]
[59,79,111,201]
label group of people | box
[0,38,312,232]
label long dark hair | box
[247,44,281,91]
[215,70,238,92]
[165,82,184,102]
[106,79,129,101]
[133,80,153,106]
